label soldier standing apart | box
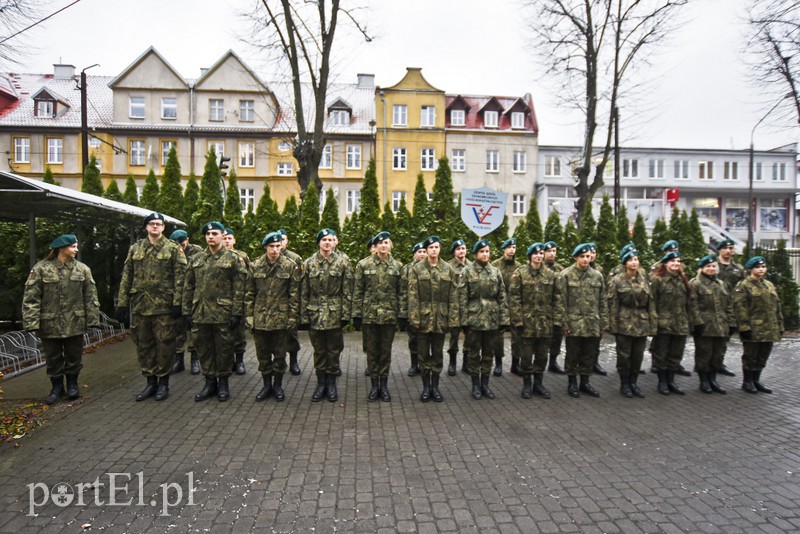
[650,251,691,395]
[543,241,566,374]
[183,221,247,402]
[245,232,300,402]
[554,243,608,398]
[508,243,557,399]
[734,256,783,394]
[399,242,427,376]
[169,229,203,375]
[408,235,460,402]
[715,238,744,377]
[23,234,100,404]
[352,231,403,401]
[689,255,736,394]
[462,239,510,400]
[491,238,520,376]
[279,229,304,376]
[300,228,353,403]
[446,238,470,375]
[116,213,186,402]
[607,248,656,398]
[223,228,251,375]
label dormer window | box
[36,100,55,117]
[32,87,69,118]
[484,110,498,128]
[511,111,525,129]
[451,109,465,126]
[330,109,350,126]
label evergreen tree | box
[668,206,682,242]
[123,174,139,206]
[393,195,414,263]
[595,194,619,273]
[297,183,320,257]
[765,239,800,329]
[513,197,544,248]
[544,210,563,245]
[338,212,359,260]
[380,201,396,234]
[253,181,281,240]
[355,158,381,250]
[223,170,244,236]
[432,156,459,238]
[81,154,104,196]
[650,218,670,255]
[240,204,260,259]
[97,181,129,312]
[192,150,225,231]
[561,218,579,258]
[140,169,160,211]
[104,179,123,202]
[320,187,341,235]
[281,195,302,255]
[77,155,104,283]
[682,209,707,269]
[631,212,654,267]
[578,203,597,244]
[616,203,630,246]
[411,173,432,238]
[487,215,510,254]
[157,146,184,220]
[43,166,58,185]
[182,173,199,228]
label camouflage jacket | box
[650,272,691,336]
[245,254,300,331]
[554,264,608,337]
[23,258,100,338]
[688,273,735,337]
[544,260,565,273]
[117,235,187,315]
[447,257,471,275]
[607,271,657,336]
[184,243,204,260]
[398,259,421,319]
[408,260,460,333]
[718,261,745,293]
[282,248,303,266]
[352,253,403,325]
[508,264,558,338]
[300,251,353,329]
[461,260,509,331]
[182,247,247,324]
[733,276,783,341]
[492,257,520,295]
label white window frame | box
[37,100,54,117]
[392,147,407,170]
[698,161,714,180]
[209,99,225,122]
[622,158,639,178]
[484,110,498,128]
[129,96,145,119]
[88,136,101,148]
[346,189,360,214]
[320,144,332,169]
[346,144,362,169]
[486,150,499,172]
[421,148,436,171]
[239,100,255,122]
[421,106,436,127]
[277,162,293,176]
[723,161,738,180]
[391,191,406,212]
[14,137,30,163]
[161,97,177,120]
[512,151,526,173]
[393,105,407,126]
[544,156,561,177]
[161,140,176,166]
[674,160,689,180]
[130,140,145,166]
[511,111,524,129]
[512,194,526,216]
[451,149,465,172]
[239,142,255,168]
[772,162,786,181]
[278,141,292,152]
[47,138,63,164]
[330,109,350,126]
[240,188,255,211]
[755,162,763,181]
[648,159,665,178]
[450,109,465,126]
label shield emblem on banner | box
[461,187,509,237]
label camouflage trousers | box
[564,336,598,376]
[193,323,234,378]
[418,332,446,375]
[518,336,550,374]
[43,335,83,378]
[492,329,520,362]
[614,334,647,376]
[465,329,498,377]
[651,333,687,371]
[309,328,344,375]
[252,329,288,375]
[741,341,773,371]
[407,329,418,359]
[447,327,467,358]
[174,315,195,354]
[234,321,247,354]
[132,313,177,377]
[549,330,563,360]
[693,336,727,373]
[363,323,396,378]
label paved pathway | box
[0,332,798,533]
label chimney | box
[357,73,374,89]
[53,64,75,79]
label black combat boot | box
[154,376,170,401]
[579,375,600,397]
[480,375,496,399]
[620,374,634,398]
[217,375,231,401]
[172,352,185,373]
[521,374,532,399]
[471,375,482,400]
[380,376,391,402]
[493,355,503,377]
[447,352,457,376]
[698,372,712,394]
[190,351,200,375]
[430,374,443,402]
[420,372,431,402]
[666,371,685,395]
[461,353,469,373]
[708,370,726,394]
[272,374,285,401]
[593,362,608,376]
[289,351,301,375]
[407,355,420,377]
[233,352,246,375]
[194,376,218,401]
[657,370,670,395]
[718,364,736,377]
[65,374,80,400]
[533,373,551,398]
[511,357,522,376]
[741,369,757,394]
[752,369,772,394]
[45,376,64,405]
[567,375,580,398]
[311,373,327,402]
[548,356,565,374]
[368,377,380,402]
[136,376,158,402]
[629,373,644,398]
[256,374,273,401]
[676,364,692,377]
[326,374,338,402]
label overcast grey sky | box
[15,0,799,151]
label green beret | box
[169,229,188,243]
[660,251,680,264]
[501,238,516,249]
[424,235,441,248]
[277,228,287,236]
[619,244,637,260]
[718,238,735,249]
[366,235,377,249]
[223,227,234,236]
[143,212,165,226]
[316,228,336,243]
[745,256,766,270]
[527,242,545,257]
[661,240,679,252]
[543,241,557,251]
[472,239,490,254]
[572,243,592,257]
[50,234,77,249]
[202,221,225,234]
[262,232,282,246]
[374,231,391,244]
[697,255,717,268]
[451,239,466,253]
[412,242,425,253]
[587,242,596,251]
[621,250,639,265]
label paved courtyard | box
[0,332,798,533]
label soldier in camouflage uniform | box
[300,228,353,403]
[279,229,304,376]
[607,249,657,398]
[491,238,520,377]
[224,228,251,375]
[116,212,187,402]
[183,221,247,402]
[169,229,204,374]
[245,232,300,402]
[689,255,736,394]
[461,239,510,400]
[352,231,403,402]
[509,243,557,399]
[734,256,783,394]
[543,241,567,374]
[399,242,427,376]
[715,238,744,377]
[408,235,460,403]
[446,239,470,375]
[23,234,100,405]
[554,243,608,398]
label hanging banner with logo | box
[461,187,508,237]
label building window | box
[88,136,101,148]
[724,198,749,231]
[755,162,763,181]
[760,198,787,230]
[674,160,689,179]
[544,156,561,177]
[36,100,54,117]
[278,141,292,152]
[346,190,360,213]
[393,105,407,126]
[622,159,639,178]
[421,148,436,171]
[772,162,786,181]
[451,149,465,172]
[46,138,63,164]
[320,144,332,169]
[512,194,526,215]
[239,100,255,122]
[648,159,664,178]
[208,141,224,158]
[161,140,176,166]
[691,197,721,225]
[161,97,177,119]
[209,99,225,122]
[392,191,406,212]
[346,144,361,169]
[698,161,714,180]
[129,97,145,119]
[277,162,293,176]
[421,106,435,127]
[329,109,350,126]
[723,161,738,180]
[484,110,498,128]
[450,109,465,126]
[512,151,526,173]
[486,150,499,172]
[14,137,30,163]
[240,188,254,211]
[392,147,407,170]
[130,140,145,166]
[239,142,255,168]
[511,112,524,129]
